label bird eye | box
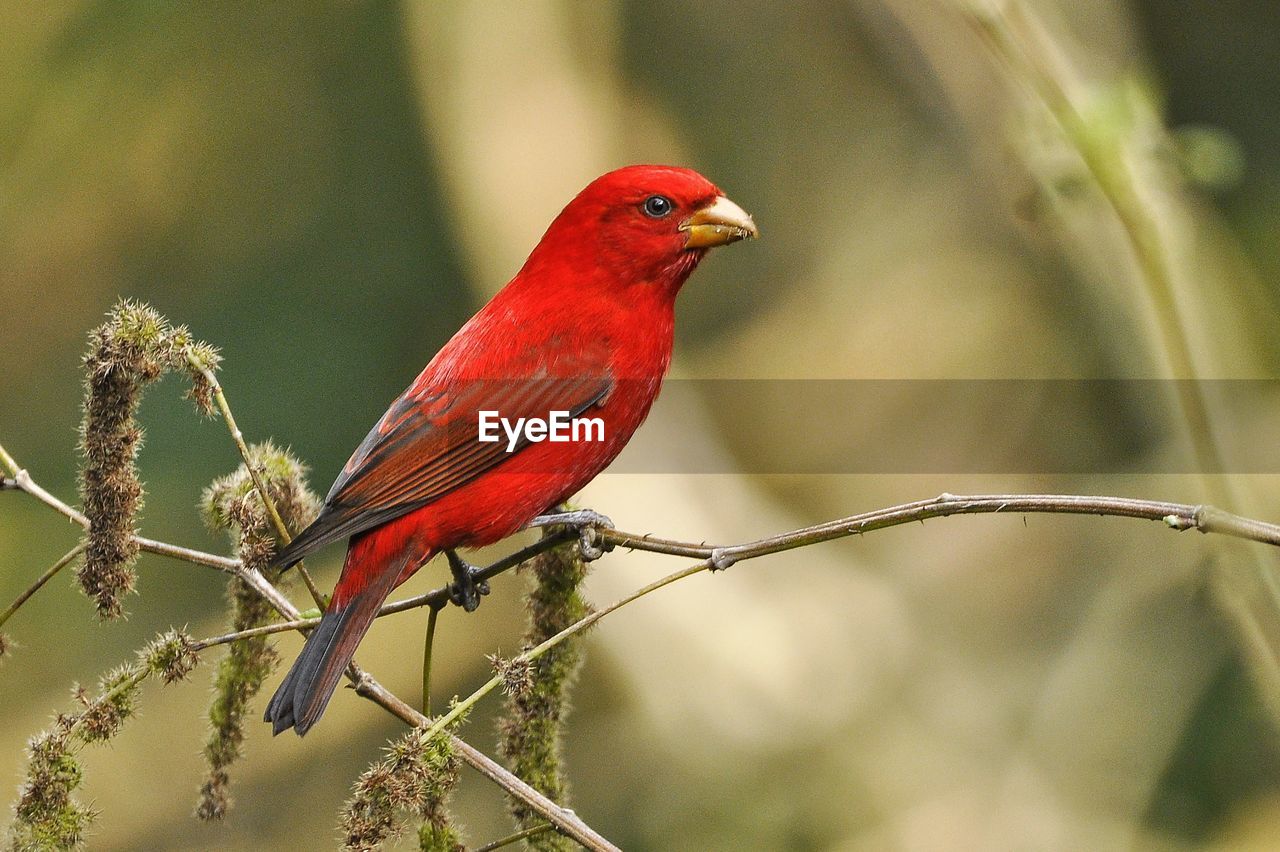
[642,195,674,218]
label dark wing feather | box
[271,374,612,568]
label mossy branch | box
[197,445,320,820]
[497,535,590,848]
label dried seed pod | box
[340,728,463,851]
[9,628,189,850]
[77,301,221,619]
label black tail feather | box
[265,605,352,735]
[264,561,404,736]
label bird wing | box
[272,369,613,568]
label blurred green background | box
[4,1,1280,849]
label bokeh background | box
[4,1,1280,849]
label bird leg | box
[445,549,490,612]
[525,507,615,561]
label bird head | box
[520,165,758,296]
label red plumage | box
[265,165,756,735]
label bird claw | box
[578,526,606,562]
[446,550,490,612]
[526,508,615,531]
[526,508,615,562]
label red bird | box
[265,165,757,735]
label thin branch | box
[0,542,86,631]
[191,617,317,651]
[382,530,576,617]
[7,467,88,526]
[474,823,557,852]
[345,665,619,852]
[426,561,707,740]
[190,358,326,608]
[683,493,1280,567]
[420,493,1280,753]
[135,536,241,574]
[65,668,151,748]
[422,602,443,717]
[24,479,1280,658]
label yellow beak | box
[681,196,759,249]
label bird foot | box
[526,508,615,562]
[445,550,490,612]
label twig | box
[190,358,326,608]
[345,664,618,852]
[135,536,241,574]
[21,476,1280,656]
[0,542,86,631]
[474,823,557,852]
[65,668,151,747]
[0,462,241,575]
[678,493,1280,565]
[420,494,1280,752]
[422,602,443,716]
[381,530,576,616]
[192,617,317,651]
[425,561,707,740]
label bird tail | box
[264,553,409,736]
